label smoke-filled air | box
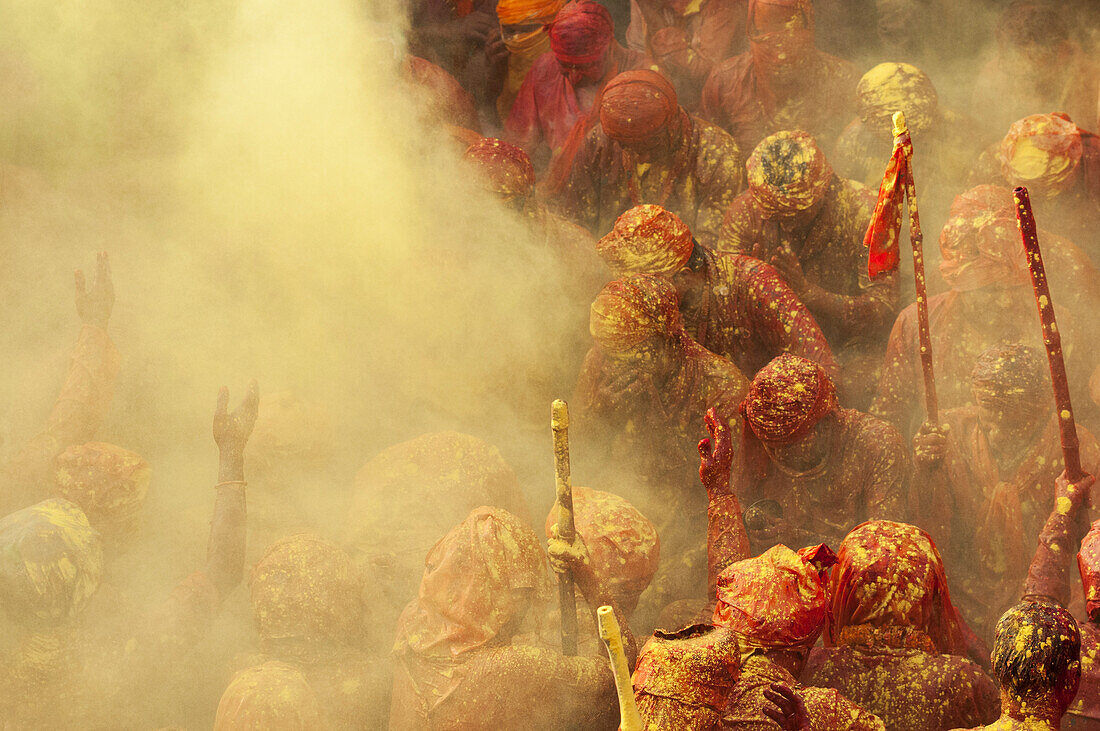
[1,0,1099,727]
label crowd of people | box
[4,0,1100,728]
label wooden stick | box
[893,111,938,424]
[552,399,578,657]
[597,605,642,731]
[1013,187,1086,482]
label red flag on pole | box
[863,133,910,279]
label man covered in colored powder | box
[834,62,982,201]
[713,543,885,728]
[596,203,837,380]
[390,506,636,729]
[547,68,744,248]
[804,520,999,730]
[505,0,651,170]
[910,344,1100,640]
[716,131,895,409]
[873,185,1100,441]
[483,0,568,123]
[728,354,909,555]
[574,274,748,606]
[1019,467,1100,729]
[624,0,747,110]
[970,113,1100,259]
[950,601,1082,731]
[699,0,858,157]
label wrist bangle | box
[215,480,247,489]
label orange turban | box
[596,204,694,276]
[998,113,1083,196]
[599,70,679,146]
[589,274,685,354]
[632,624,740,717]
[544,486,659,607]
[548,1,614,66]
[938,185,1030,291]
[464,137,536,199]
[54,442,151,548]
[826,520,969,655]
[1078,520,1100,622]
[250,534,362,649]
[856,62,938,136]
[713,543,836,650]
[214,662,322,730]
[496,0,565,25]
[747,131,833,218]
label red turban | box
[596,204,694,276]
[747,131,833,218]
[589,273,685,354]
[599,70,679,146]
[998,113,1084,196]
[395,507,548,658]
[713,543,836,650]
[741,353,837,443]
[826,520,969,655]
[1078,520,1100,622]
[748,0,815,80]
[548,1,613,66]
[464,137,536,198]
[632,624,740,719]
[543,486,659,607]
[938,185,1030,291]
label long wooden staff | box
[552,399,578,656]
[597,605,642,731]
[894,111,939,424]
[1013,187,1087,482]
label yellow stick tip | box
[892,111,907,137]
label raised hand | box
[698,407,733,497]
[762,683,810,730]
[1055,470,1095,516]
[213,381,260,458]
[912,421,948,467]
[74,251,114,329]
[768,246,810,298]
[547,522,592,577]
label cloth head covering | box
[548,1,613,66]
[54,442,150,549]
[991,601,1081,699]
[246,391,335,473]
[632,624,740,723]
[497,0,565,25]
[939,185,1031,291]
[0,498,103,627]
[543,486,659,608]
[998,113,1084,196]
[214,661,322,730]
[464,138,536,199]
[713,543,837,650]
[856,62,938,136]
[747,131,833,218]
[748,0,815,81]
[1078,521,1100,623]
[970,343,1048,405]
[250,534,362,649]
[394,506,548,659]
[589,273,685,354]
[596,204,694,276]
[741,353,837,443]
[599,70,679,147]
[826,520,970,655]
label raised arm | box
[1023,471,1094,607]
[699,407,749,599]
[2,253,120,510]
[205,381,259,600]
